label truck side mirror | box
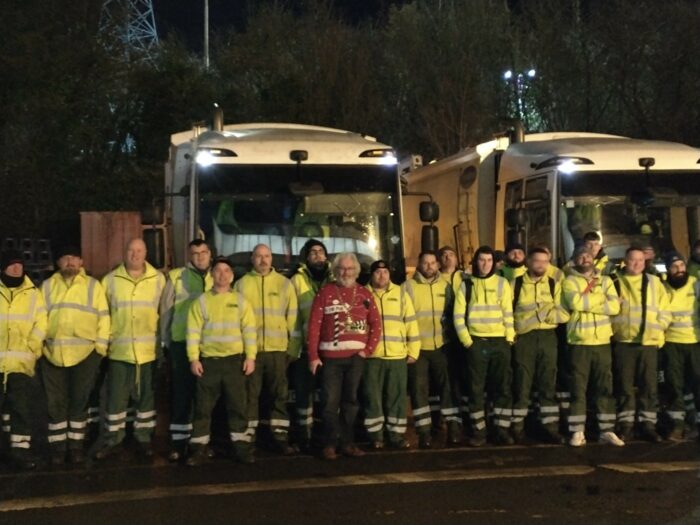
[505,208,527,228]
[419,201,439,222]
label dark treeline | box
[2,0,700,243]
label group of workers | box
[1,230,699,470]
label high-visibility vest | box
[289,264,332,357]
[546,264,565,283]
[402,272,452,351]
[161,265,213,345]
[512,273,570,335]
[453,273,515,348]
[367,283,421,360]
[102,263,165,364]
[234,269,298,353]
[562,270,620,345]
[610,272,670,347]
[663,276,700,344]
[42,269,110,366]
[0,276,47,377]
[186,289,257,360]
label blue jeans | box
[320,355,365,447]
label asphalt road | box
[0,438,698,525]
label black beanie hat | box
[301,239,328,260]
[1,250,24,272]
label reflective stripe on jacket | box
[42,269,110,366]
[234,269,298,353]
[0,276,47,376]
[367,283,420,360]
[562,270,620,345]
[187,290,257,360]
[102,263,165,364]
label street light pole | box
[204,0,210,70]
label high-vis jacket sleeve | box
[563,276,620,316]
[544,280,571,325]
[28,292,47,357]
[499,279,515,343]
[186,299,204,362]
[403,293,421,360]
[94,280,111,356]
[285,281,300,358]
[158,277,176,348]
[453,281,473,349]
[240,297,258,360]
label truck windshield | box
[559,171,700,263]
[196,165,403,280]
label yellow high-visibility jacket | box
[187,289,257,360]
[611,272,670,347]
[102,263,165,364]
[0,276,47,377]
[366,283,421,360]
[42,269,110,366]
[512,273,570,335]
[402,272,452,351]
[160,264,213,346]
[546,264,566,283]
[234,269,298,353]
[562,269,620,346]
[454,274,515,348]
[663,276,700,344]
[288,264,332,358]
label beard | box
[60,267,80,279]
[507,259,525,268]
[529,268,547,278]
[337,276,356,288]
[575,263,594,274]
[667,272,689,289]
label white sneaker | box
[599,431,625,446]
[569,431,586,447]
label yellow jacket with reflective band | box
[453,274,515,348]
[512,273,570,335]
[288,263,332,358]
[663,276,700,344]
[498,264,526,282]
[402,272,452,351]
[546,264,565,283]
[102,263,165,364]
[440,270,463,291]
[160,265,213,345]
[42,269,110,366]
[366,283,421,360]
[562,269,620,345]
[0,276,47,377]
[611,272,670,347]
[187,289,257,360]
[234,269,298,353]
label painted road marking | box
[599,461,700,474]
[0,465,593,512]
[0,460,698,513]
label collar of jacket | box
[412,271,440,285]
[115,261,159,282]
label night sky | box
[153,0,408,51]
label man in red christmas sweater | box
[308,252,382,460]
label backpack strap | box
[462,276,473,323]
[512,275,524,310]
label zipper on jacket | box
[261,275,266,351]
